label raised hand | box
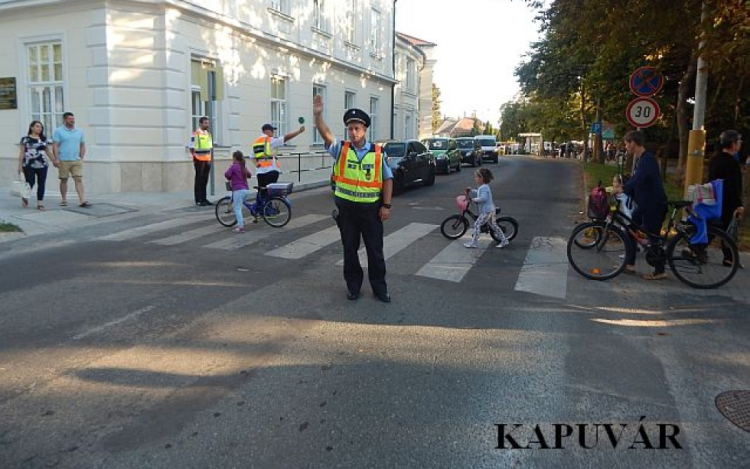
[313,94,323,116]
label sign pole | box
[684,2,709,195]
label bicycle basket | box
[456,195,469,212]
[267,182,293,197]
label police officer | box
[252,123,305,199]
[313,94,394,302]
[189,116,213,206]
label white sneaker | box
[463,242,478,249]
[496,239,509,248]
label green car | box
[422,138,462,174]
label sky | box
[395,0,542,126]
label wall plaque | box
[0,78,18,110]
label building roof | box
[396,32,436,48]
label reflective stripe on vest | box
[253,136,274,168]
[193,131,212,161]
[333,142,383,203]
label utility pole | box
[684,1,709,194]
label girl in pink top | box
[224,150,252,232]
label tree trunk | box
[676,58,697,186]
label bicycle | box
[215,182,293,228]
[440,194,519,243]
[567,196,739,289]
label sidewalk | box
[0,168,332,238]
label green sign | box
[0,78,17,110]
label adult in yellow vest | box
[313,94,394,303]
[189,116,213,206]
[253,123,305,199]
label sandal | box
[642,272,667,281]
[37,205,45,211]
[624,265,636,274]
[21,198,28,208]
[59,200,68,207]
[79,201,92,208]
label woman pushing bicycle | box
[464,168,509,249]
[224,150,252,233]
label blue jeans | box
[232,189,250,227]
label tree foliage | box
[507,0,750,176]
[431,83,442,133]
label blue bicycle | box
[215,183,292,228]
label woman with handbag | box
[17,120,56,210]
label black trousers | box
[626,205,667,274]
[256,170,280,199]
[335,199,387,296]
[22,166,48,201]
[193,159,211,203]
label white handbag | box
[10,172,31,199]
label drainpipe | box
[390,0,397,139]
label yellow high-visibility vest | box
[332,142,383,203]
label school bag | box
[587,183,609,220]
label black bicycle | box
[440,194,519,243]
[567,198,739,289]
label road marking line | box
[203,214,329,250]
[149,225,226,246]
[97,216,207,241]
[72,305,155,340]
[415,236,492,282]
[514,236,568,299]
[336,222,438,267]
[265,225,341,259]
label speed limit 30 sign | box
[626,97,660,128]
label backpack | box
[587,184,609,219]
[686,182,717,205]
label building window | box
[27,42,64,133]
[313,84,326,144]
[191,59,223,135]
[191,89,204,131]
[344,90,355,135]
[405,114,412,140]
[369,96,379,142]
[406,58,417,93]
[313,0,329,32]
[369,8,381,53]
[271,0,289,15]
[345,0,356,44]
[271,76,287,136]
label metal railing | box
[278,150,333,182]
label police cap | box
[343,108,371,127]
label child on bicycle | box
[612,174,635,219]
[464,168,509,249]
[224,150,252,233]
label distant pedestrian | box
[18,120,56,210]
[708,130,744,266]
[252,123,305,199]
[224,150,252,233]
[53,112,90,208]
[463,168,509,249]
[189,116,213,206]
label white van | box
[474,135,498,163]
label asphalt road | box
[1,156,748,468]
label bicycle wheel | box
[262,197,291,227]
[492,216,518,243]
[440,215,469,239]
[215,197,237,227]
[667,225,739,289]
[567,221,629,280]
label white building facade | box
[0,0,399,193]
[393,32,435,141]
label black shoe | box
[376,292,391,303]
[196,202,202,206]
[202,200,214,206]
[347,291,359,301]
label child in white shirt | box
[464,168,509,249]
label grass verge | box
[0,221,21,233]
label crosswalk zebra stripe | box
[203,214,330,250]
[514,237,568,299]
[149,224,226,246]
[335,222,438,267]
[97,215,208,241]
[265,225,341,259]
[415,236,493,282]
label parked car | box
[380,140,436,195]
[455,137,482,167]
[422,137,462,174]
[474,135,499,163]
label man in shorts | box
[53,112,90,207]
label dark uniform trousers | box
[256,170,280,199]
[193,156,211,204]
[335,198,387,296]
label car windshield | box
[456,140,474,149]
[476,139,495,147]
[425,139,447,150]
[383,142,406,159]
